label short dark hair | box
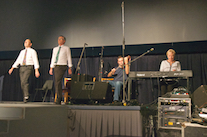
[59,35,66,41]
[117,56,123,59]
[25,38,32,43]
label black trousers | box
[19,66,33,99]
[54,65,67,103]
[160,79,178,96]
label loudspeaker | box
[184,123,207,137]
[192,85,207,108]
[70,82,112,103]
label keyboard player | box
[159,49,181,96]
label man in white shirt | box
[8,39,40,103]
[49,35,72,104]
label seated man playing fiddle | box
[107,56,130,103]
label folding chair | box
[33,80,53,102]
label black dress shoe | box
[114,100,119,103]
[112,100,122,106]
[55,101,61,105]
[24,96,29,103]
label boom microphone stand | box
[128,48,154,65]
[75,43,87,81]
[126,48,154,101]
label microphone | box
[84,43,88,46]
[147,48,154,52]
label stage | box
[0,102,142,137]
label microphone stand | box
[98,46,104,81]
[128,48,154,65]
[121,1,126,103]
[126,48,154,101]
[75,43,87,82]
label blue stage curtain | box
[1,53,207,104]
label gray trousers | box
[54,65,67,103]
[19,66,33,98]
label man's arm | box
[31,49,40,78]
[67,47,73,68]
[8,50,23,75]
[107,68,116,77]
[50,48,56,69]
[32,49,40,70]
[66,47,73,75]
[49,48,55,75]
[124,56,129,75]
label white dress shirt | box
[160,60,181,71]
[12,47,40,69]
[50,45,73,68]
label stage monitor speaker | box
[70,82,112,103]
[71,74,93,82]
[192,85,207,108]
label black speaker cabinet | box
[192,85,207,108]
[70,81,112,103]
[184,123,207,137]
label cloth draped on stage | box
[68,106,142,137]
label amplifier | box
[70,81,113,103]
[158,97,191,129]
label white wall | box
[0,0,207,50]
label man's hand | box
[8,68,14,75]
[68,68,72,75]
[49,68,53,75]
[35,69,40,78]
[111,68,116,75]
[124,55,131,64]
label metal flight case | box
[158,97,191,130]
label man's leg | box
[19,66,33,102]
[108,80,115,87]
[54,65,67,104]
[113,81,123,101]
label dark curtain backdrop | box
[1,53,207,104]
